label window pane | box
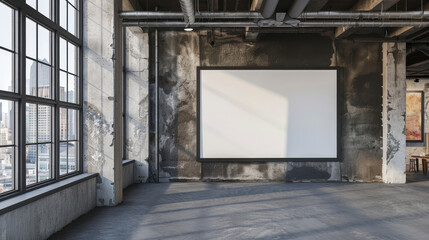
[38,105,51,143]
[68,74,76,103]
[26,103,37,144]
[37,144,51,182]
[68,142,77,173]
[38,63,51,99]
[60,71,67,101]
[0,2,13,50]
[26,18,36,59]
[0,147,14,193]
[60,108,67,141]
[60,0,67,30]
[68,109,77,140]
[26,145,37,185]
[26,59,37,96]
[68,3,77,36]
[38,25,51,64]
[38,0,51,19]
[0,99,14,146]
[60,142,67,175]
[26,0,37,9]
[68,42,76,74]
[0,49,14,92]
[60,38,67,71]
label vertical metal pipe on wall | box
[155,29,159,183]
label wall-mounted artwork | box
[406,91,424,142]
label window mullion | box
[54,27,60,181]
[19,7,27,193]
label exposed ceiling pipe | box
[122,21,429,28]
[119,11,429,20]
[301,11,429,19]
[119,11,262,19]
[179,0,195,24]
[260,0,279,18]
[286,0,310,19]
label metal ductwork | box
[301,11,429,19]
[122,21,429,28]
[119,11,262,19]
[119,11,429,20]
[261,0,279,18]
[286,0,310,19]
[179,0,195,24]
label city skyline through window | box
[0,0,81,199]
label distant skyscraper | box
[8,101,13,133]
[26,60,52,182]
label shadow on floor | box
[50,180,429,240]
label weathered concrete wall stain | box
[83,0,118,205]
[382,42,406,183]
[124,27,149,167]
[156,31,384,182]
[158,32,201,181]
[335,41,383,182]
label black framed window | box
[0,0,82,200]
[26,17,53,99]
[0,2,17,93]
[59,0,78,37]
[60,37,78,103]
[0,99,16,194]
[59,107,78,175]
[26,0,52,20]
[0,1,17,195]
[25,103,53,185]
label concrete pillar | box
[83,0,123,205]
[124,27,149,182]
[382,42,407,184]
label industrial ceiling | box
[122,0,429,77]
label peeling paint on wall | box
[124,27,150,178]
[83,0,120,205]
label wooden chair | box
[423,159,429,176]
[409,158,417,172]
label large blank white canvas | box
[199,69,337,159]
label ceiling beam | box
[389,2,429,38]
[407,59,429,68]
[335,0,400,38]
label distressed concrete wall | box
[382,42,407,184]
[156,31,384,182]
[336,41,383,182]
[124,27,149,169]
[406,78,429,170]
[83,0,122,206]
[158,32,201,182]
[0,177,96,240]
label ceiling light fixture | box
[184,23,193,32]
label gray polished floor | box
[50,174,429,240]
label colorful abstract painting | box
[406,91,424,141]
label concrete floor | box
[50,175,429,240]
